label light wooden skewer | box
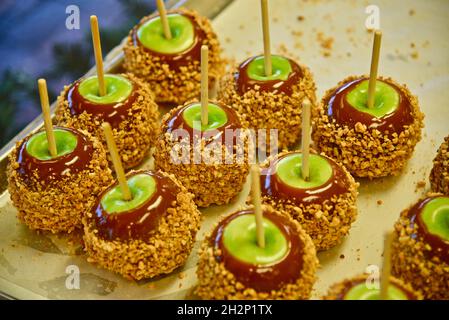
[102,122,132,201]
[156,0,172,39]
[260,0,272,76]
[251,165,265,248]
[38,79,57,157]
[90,15,106,96]
[367,30,382,109]
[301,100,311,181]
[201,45,209,126]
[380,230,394,300]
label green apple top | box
[78,74,133,104]
[91,171,181,241]
[165,102,242,143]
[26,129,78,160]
[17,127,94,184]
[137,13,195,54]
[212,209,305,292]
[261,151,352,205]
[222,213,288,265]
[236,55,302,95]
[420,196,449,242]
[344,282,411,300]
[346,80,399,118]
[326,77,414,133]
[101,173,156,214]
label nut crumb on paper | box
[377,200,383,205]
[415,180,426,192]
[317,32,334,57]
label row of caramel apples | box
[6,0,448,299]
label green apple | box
[247,55,292,81]
[101,174,156,214]
[276,153,333,189]
[421,196,449,241]
[182,103,228,131]
[346,80,400,118]
[222,214,288,265]
[78,74,132,104]
[26,129,77,160]
[137,14,195,54]
[344,283,408,300]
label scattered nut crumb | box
[409,9,415,16]
[297,15,305,21]
[339,254,345,259]
[377,200,383,205]
[316,31,334,57]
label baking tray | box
[0,0,448,300]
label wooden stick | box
[251,165,265,248]
[101,122,132,201]
[37,79,57,157]
[201,45,209,126]
[301,100,311,181]
[380,230,394,300]
[260,0,272,76]
[156,0,172,39]
[367,30,382,109]
[90,15,106,96]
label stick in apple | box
[251,164,265,248]
[90,15,106,96]
[156,0,172,39]
[201,45,209,126]
[260,0,272,76]
[301,99,311,181]
[380,230,393,300]
[367,30,382,109]
[102,122,132,201]
[37,79,57,157]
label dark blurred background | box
[0,0,159,148]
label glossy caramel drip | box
[261,152,350,205]
[17,127,94,186]
[407,196,449,263]
[132,12,206,71]
[66,79,138,128]
[212,210,304,292]
[234,55,303,95]
[90,171,180,242]
[325,77,414,134]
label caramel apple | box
[7,126,112,233]
[312,31,424,178]
[56,73,160,169]
[218,54,316,152]
[196,206,317,299]
[258,150,358,250]
[123,8,225,105]
[391,194,449,299]
[323,274,422,300]
[430,135,449,195]
[83,169,200,280]
[154,100,251,207]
